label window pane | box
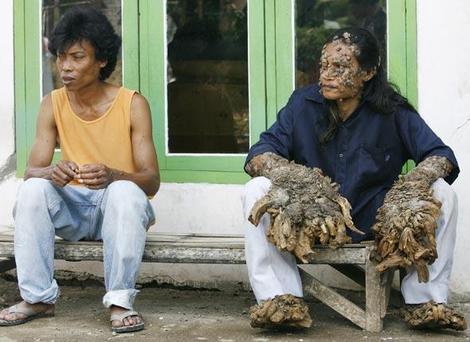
[295,0,386,88]
[42,0,122,96]
[167,0,249,154]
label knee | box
[14,179,58,234]
[241,177,272,219]
[101,184,150,239]
[18,178,53,198]
[16,178,54,210]
[432,178,458,209]
[242,177,271,201]
[105,181,149,213]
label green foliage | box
[296,26,330,73]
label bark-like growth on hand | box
[248,153,363,262]
[249,294,312,329]
[372,156,453,282]
[401,301,467,331]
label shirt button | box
[339,153,344,158]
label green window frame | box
[14,0,417,182]
[138,0,265,184]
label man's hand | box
[245,153,287,178]
[76,164,114,190]
[372,156,453,282]
[51,160,79,187]
[249,153,363,262]
[245,155,266,177]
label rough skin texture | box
[401,301,467,331]
[372,156,453,282]
[247,153,363,262]
[249,294,313,329]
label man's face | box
[319,38,371,102]
[56,40,106,90]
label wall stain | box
[0,154,16,183]
[456,117,470,131]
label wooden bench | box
[0,231,392,332]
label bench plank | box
[0,233,367,264]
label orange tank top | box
[51,87,137,175]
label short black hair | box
[48,6,121,80]
[355,0,380,5]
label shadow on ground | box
[0,276,469,342]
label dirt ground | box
[0,276,469,342]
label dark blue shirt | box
[246,84,459,242]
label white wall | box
[0,1,14,148]
[417,0,470,301]
[151,183,245,235]
[0,0,21,228]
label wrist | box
[109,168,125,183]
[109,169,115,183]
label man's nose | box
[320,70,334,80]
[60,58,73,71]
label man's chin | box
[63,83,75,90]
[321,90,341,101]
[321,88,356,102]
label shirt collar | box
[304,84,325,103]
[302,84,369,128]
[304,84,369,122]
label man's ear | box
[99,60,108,68]
[362,68,376,82]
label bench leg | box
[300,267,367,330]
[380,269,395,318]
[0,258,16,273]
[365,247,388,332]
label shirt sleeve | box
[396,108,460,184]
[244,98,296,171]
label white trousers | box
[242,177,458,304]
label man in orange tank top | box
[0,7,160,334]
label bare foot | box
[110,305,143,329]
[0,301,54,322]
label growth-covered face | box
[319,33,374,102]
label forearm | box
[405,156,453,185]
[24,165,54,181]
[111,168,160,197]
[245,152,288,177]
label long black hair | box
[320,27,415,144]
[48,6,121,81]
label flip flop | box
[110,310,145,333]
[0,304,55,326]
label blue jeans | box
[13,178,155,310]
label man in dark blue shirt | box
[246,83,458,242]
[242,28,466,331]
